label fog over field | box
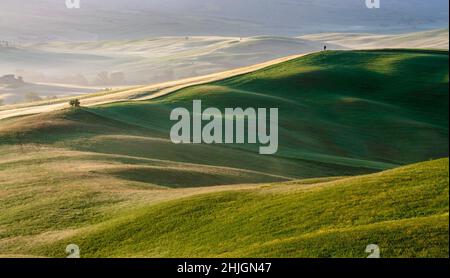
[0,0,448,40]
[0,0,448,105]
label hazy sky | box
[0,0,448,41]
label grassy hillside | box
[1,158,447,258]
[55,158,449,258]
[0,50,448,258]
[2,50,447,175]
[154,49,449,165]
[0,36,329,105]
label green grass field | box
[43,158,449,258]
[0,50,448,257]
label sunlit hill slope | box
[0,49,448,257]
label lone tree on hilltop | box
[69,99,81,108]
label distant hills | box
[0,75,24,86]
[1,29,448,105]
[301,28,449,50]
[0,0,448,41]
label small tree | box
[69,99,81,108]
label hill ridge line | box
[0,53,310,121]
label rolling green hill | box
[47,158,449,258]
[1,50,448,178]
[1,158,448,258]
[0,50,448,257]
